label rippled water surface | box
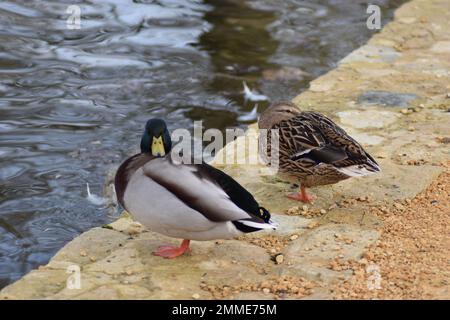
[0,0,405,288]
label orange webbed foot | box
[287,185,315,203]
[152,240,191,259]
[286,192,315,203]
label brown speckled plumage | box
[259,102,380,189]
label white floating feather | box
[237,104,258,122]
[242,81,268,101]
[86,183,107,206]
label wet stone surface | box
[357,91,418,107]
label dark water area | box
[0,0,405,288]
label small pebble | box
[126,222,143,235]
[328,203,338,210]
[262,288,270,294]
[275,255,284,265]
[358,258,368,265]
[290,234,299,241]
[307,221,319,229]
[192,293,200,300]
[394,203,404,210]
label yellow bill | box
[151,136,165,157]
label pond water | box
[0,0,405,288]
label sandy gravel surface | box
[332,162,449,299]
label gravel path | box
[332,162,449,299]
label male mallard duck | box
[115,119,276,258]
[258,102,380,203]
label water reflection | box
[0,0,404,288]
[199,0,278,117]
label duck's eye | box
[151,136,165,157]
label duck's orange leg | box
[287,185,315,203]
[153,239,191,259]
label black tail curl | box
[258,206,271,223]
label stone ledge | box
[2,0,449,300]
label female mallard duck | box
[115,118,276,259]
[258,102,380,203]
